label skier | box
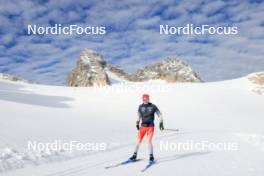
[129,94,164,163]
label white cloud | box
[202,0,226,15]
[0,0,263,85]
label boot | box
[149,154,154,162]
[129,152,137,161]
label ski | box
[104,159,142,169]
[141,160,156,172]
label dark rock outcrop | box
[67,49,201,86]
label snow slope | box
[0,74,264,176]
[106,70,127,84]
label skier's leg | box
[147,127,155,161]
[131,127,147,159]
[137,127,148,143]
[133,145,139,154]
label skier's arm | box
[155,108,163,122]
[136,115,141,125]
[137,106,142,122]
[155,107,164,130]
[136,107,142,130]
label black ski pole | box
[164,128,179,132]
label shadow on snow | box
[0,82,73,108]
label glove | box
[136,121,140,130]
[159,121,164,131]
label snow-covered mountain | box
[248,72,264,95]
[67,50,110,86]
[106,64,131,83]
[0,72,264,176]
[131,57,201,82]
[67,49,201,86]
[0,73,31,83]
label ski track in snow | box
[2,130,264,176]
[0,75,264,176]
[45,132,264,176]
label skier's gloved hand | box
[136,121,140,130]
[159,121,164,131]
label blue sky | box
[0,0,264,85]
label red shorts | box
[137,126,154,144]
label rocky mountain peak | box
[67,49,109,87]
[248,72,264,95]
[0,73,31,83]
[132,56,201,82]
[80,49,106,65]
[67,50,201,86]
